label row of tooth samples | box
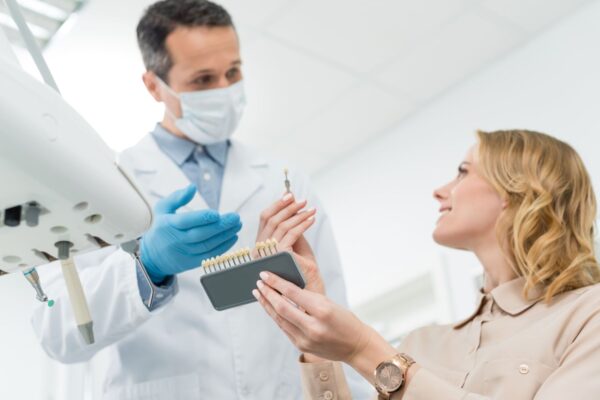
[256,238,279,258]
[202,248,252,273]
[201,239,280,274]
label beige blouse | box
[300,277,600,399]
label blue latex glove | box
[140,184,242,284]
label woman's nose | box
[433,182,450,202]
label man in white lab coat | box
[31,0,369,399]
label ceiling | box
[217,0,593,173]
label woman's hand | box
[254,272,402,383]
[253,271,372,363]
[256,193,325,294]
[256,193,315,250]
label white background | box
[1,0,600,398]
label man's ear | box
[142,71,162,102]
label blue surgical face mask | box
[159,78,246,145]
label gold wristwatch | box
[373,353,415,399]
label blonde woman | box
[254,130,600,399]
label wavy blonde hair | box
[477,130,600,302]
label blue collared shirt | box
[151,124,229,210]
[135,124,230,311]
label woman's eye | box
[457,167,468,178]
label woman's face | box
[433,145,505,251]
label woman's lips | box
[437,208,452,223]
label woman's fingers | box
[256,277,313,330]
[253,287,278,320]
[259,199,307,241]
[253,288,305,342]
[258,271,322,316]
[275,216,317,250]
[258,193,296,234]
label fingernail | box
[308,216,315,221]
[260,271,270,280]
[297,199,306,204]
[252,289,260,300]
[257,280,264,289]
[282,193,293,201]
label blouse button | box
[323,390,334,400]
[319,371,329,381]
[519,364,530,374]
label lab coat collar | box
[219,140,266,213]
[452,277,543,329]
[127,134,267,213]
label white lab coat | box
[31,134,369,399]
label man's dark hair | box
[136,0,234,81]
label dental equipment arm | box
[0,1,152,344]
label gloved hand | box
[140,184,242,284]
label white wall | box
[313,0,600,308]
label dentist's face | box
[432,145,505,251]
[164,25,242,91]
[145,25,243,118]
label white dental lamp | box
[0,0,152,344]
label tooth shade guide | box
[200,250,305,311]
[243,248,252,262]
[202,239,282,277]
[269,239,278,255]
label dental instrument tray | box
[200,240,306,311]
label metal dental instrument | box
[23,267,50,303]
[284,168,291,194]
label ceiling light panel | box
[0,0,85,48]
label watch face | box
[376,362,404,392]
